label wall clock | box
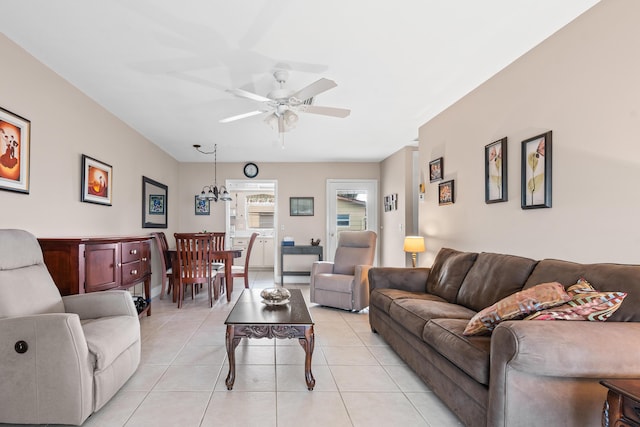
[243,162,259,178]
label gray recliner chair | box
[0,229,141,425]
[310,230,377,311]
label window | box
[246,193,275,230]
[337,214,350,227]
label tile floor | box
[5,271,463,427]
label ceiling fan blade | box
[290,78,337,101]
[219,110,264,123]
[226,88,271,103]
[299,105,351,118]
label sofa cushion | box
[463,281,570,336]
[370,288,445,314]
[423,318,491,385]
[389,298,476,339]
[524,259,640,321]
[456,252,538,312]
[426,248,478,303]
[525,279,627,321]
[82,315,140,370]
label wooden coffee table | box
[224,289,316,390]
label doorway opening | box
[326,179,378,265]
[225,180,278,281]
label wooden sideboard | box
[38,236,152,316]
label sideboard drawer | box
[121,260,142,285]
[121,241,142,263]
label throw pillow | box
[524,278,627,321]
[463,281,570,336]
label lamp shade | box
[403,236,425,253]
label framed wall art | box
[383,193,398,212]
[521,131,552,209]
[195,196,210,215]
[438,180,455,205]
[142,176,168,228]
[0,107,31,194]
[290,197,314,216]
[81,154,112,205]
[485,137,508,203]
[429,157,443,182]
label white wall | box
[0,35,179,237]
[418,0,640,265]
[177,161,380,274]
[380,146,418,267]
[0,34,179,296]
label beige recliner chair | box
[310,230,377,311]
[0,229,141,425]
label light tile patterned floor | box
[4,271,464,427]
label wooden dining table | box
[169,248,242,303]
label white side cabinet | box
[233,236,274,268]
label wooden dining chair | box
[152,232,173,300]
[209,232,226,300]
[231,232,259,289]
[174,233,215,308]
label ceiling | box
[2,0,599,163]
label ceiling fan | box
[220,70,350,133]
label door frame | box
[225,179,278,281]
[325,179,378,264]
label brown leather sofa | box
[368,248,640,427]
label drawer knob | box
[130,270,138,275]
[142,257,147,261]
[130,249,137,255]
[117,263,122,267]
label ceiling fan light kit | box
[220,70,350,137]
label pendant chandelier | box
[194,144,232,202]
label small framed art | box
[485,137,508,203]
[438,180,454,205]
[0,107,31,194]
[429,157,443,182]
[521,131,552,209]
[195,196,210,215]
[290,197,314,216]
[81,155,112,206]
[142,176,168,228]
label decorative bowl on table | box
[260,287,291,305]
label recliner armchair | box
[0,229,141,425]
[310,230,377,311]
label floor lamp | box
[403,236,425,268]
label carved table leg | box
[225,325,241,390]
[298,325,315,390]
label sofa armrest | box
[352,265,373,309]
[0,313,93,425]
[311,261,334,275]
[368,267,430,293]
[63,290,138,320]
[491,320,640,377]
[488,320,640,427]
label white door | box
[326,179,378,263]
